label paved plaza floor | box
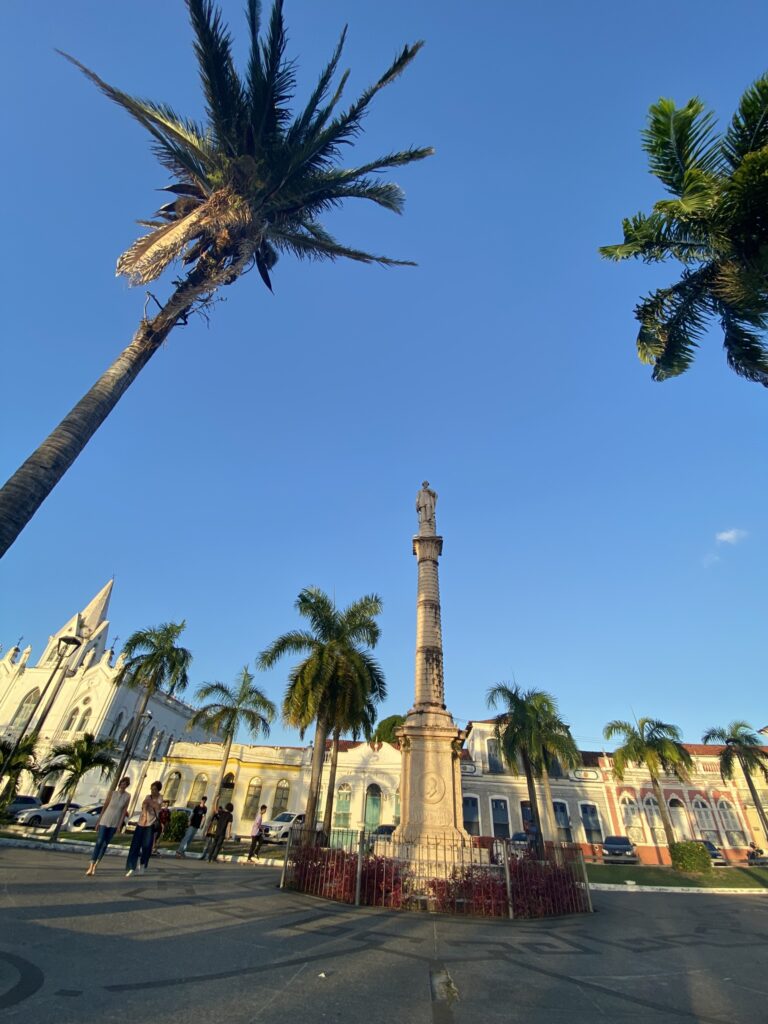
[1,846,766,1023]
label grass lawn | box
[587,863,768,889]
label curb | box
[0,836,283,867]
[589,882,768,895]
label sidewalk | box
[0,834,284,867]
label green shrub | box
[164,810,189,843]
[670,841,712,874]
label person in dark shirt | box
[176,796,208,858]
[206,802,234,863]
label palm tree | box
[370,714,406,745]
[536,709,581,844]
[43,734,117,841]
[259,587,385,832]
[603,718,693,848]
[702,721,768,840]
[103,622,192,809]
[188,665,275,810]
[321,687,378,835]
[0,0,432,559]
[600,75,768,386]
[486,684,551,850]
[0,735,41,811]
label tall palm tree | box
[43,734,116,841]
[0,735,41,810]
[702,721,768,840]
[0,0,432,559]
[600,75,768,386]
[486,684,551,850]
[321,686,378,835]
[604,718,693,848]
[536,708,581,844]
[370,714,406,745]
[259,587,385,831]
[188,665,275,810]
[103,621,192,808]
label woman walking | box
[125,780,162,877]
[85,776,131,876]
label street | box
[1,847,766,1023]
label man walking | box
[176,795,207,858]
[247,804,268,862]
[205,802,234,863]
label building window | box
[164,771,182,804]
[63,707,79,732]
[520,800,533,831]
[692,797,720,843]
[486,739,503,774]
[77,708,92,733]
[619,795,644,843]
[153,732,164,759]
[553,801,572,842]
[187,773,208,808]
[394,787,401,826]
[221,773,236,803]
[491,798,510,838]
[10,689,40,729]
[272,779,290,817]
[242,778,263,819]
[334,783,352,828]
[669,798,691,841]
[463,796,480,836]
[143,726,155,752]
[108,711,124,739]
[644,795,665,844]
[364,784,382,830]
[164,734,174,757]
[580,803,602,844]
[547,755,564,779]
[717,799,745,846]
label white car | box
[14,802,81,827]
[66,805,103,831]
[260,812,307,843]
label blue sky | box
[1,1,766,750]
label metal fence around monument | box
[281,828,592,919]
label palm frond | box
[718,305,768,384]
[286,26,348,147]
[633,268,713,379]
[270,222,415,266]
[723,73,768,169]
[186,0,245,154]
[642,97,722,194]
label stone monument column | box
[394,483,469,845]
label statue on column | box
[416,480,437,532]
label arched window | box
[164,734,174,757]
[77,708,92,733]
[364,783,382,830]
[394,786,401,826]
[11,689,40,727]
[271,779,290,817]
[486,739,503,773]
[153,732,165,759]
[668,798,691,841]
[108,711,124,739]
[63,707,79,732]
[334,783,352,828]
[221,772,236,804]
[580,803,602,844]
[717,799,745,846]
[164,771,182,804]
[187,773,208,808]
[619,794,644,843]
[552,800,572,842]
[462,795,480,836]
[692,797,720,843]
[242,778,263,819]
[143,726,155,752]
[644,796,664,843]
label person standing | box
[126,780,162,877]
[176,796,207,857]
[205,802,234,863]
[85,777,131,876]
[246,804,268,862]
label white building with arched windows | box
[0,581,214,805]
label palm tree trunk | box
[211,732,234,811]
[538,756,558,842]
[739,754,768,842]
[650,773,676,848]
[0,260,222,558]
[521,748,544,856]
[304,717,328,837]
[51,794,74,842]
[322,729,340,836]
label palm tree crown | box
[0,735,41,808]
[702,721,768,782]
[117,622,192,698]
[600,75,768,385]
[63,0,432,291]
[189,665,275,742]
[43,733,117,840]
[603,718,693,781]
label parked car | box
[67,805,103,831]
[261,812,306,843]
[602,835,639,863]
[371,824,396,837]
[14,802,81,828]
[3,795,42,821]
[698,839,727,866]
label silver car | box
[15,802,81,828]
[66,805,104,830]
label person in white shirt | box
[85,777,131,876]
[247,805,268,861]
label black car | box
[602,835,638,863]
[698,839,727,865]
[371,824,396,837]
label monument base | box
[393,704,470,846]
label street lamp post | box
[126,716,161,817]
[0,635,82,782]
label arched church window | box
[164,771,182,804]
[10,689,40,727]
[77,708,92,733]
[63,707,79,732]
[242,778,263,819]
